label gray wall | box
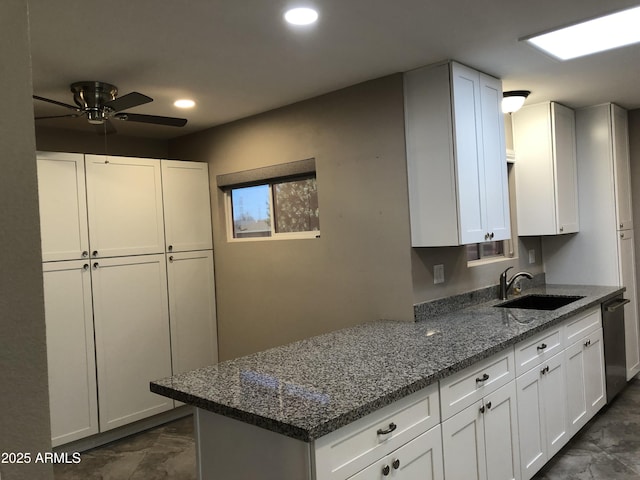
[35,126,169,158]
[170,75,416,360]
[0,1,54,479]
[628,109,640,304]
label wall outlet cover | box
[528,249,536,264]
[434,264,445,284]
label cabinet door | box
[167,250,218,374]
[349,426,444,480]
[37,152,89,261]
[565,339,588,436]
[161,160,213,252]
[85,155,165,257]
[484,382,521,480]
[451,62,485,245]
[92,254,173,431]
[612,105,633,230]
[552,103,579,234]
[442,400,487,480]
[618,229,640,379]
[516,368,546,480]
[479,72,510,242]
[583,329,606,416]
[540,352,569,458]
[43,260,99,446]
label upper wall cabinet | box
[37,152,90,262]
[512,102,579,236]
[85,155,165,258]
[161,160,213,253]
[404,61,510,247]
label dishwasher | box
[602,295,630,403]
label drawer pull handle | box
[480,405,485,414]
[537,343,547,352]
[476,373,490,384]
[392,459,400,470]
[584,339,591,347]
[486,401,492,410]
[377,423,397,436]
[382,465,390,476]
[541,365,550,375]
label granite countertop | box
[150,284,623,442]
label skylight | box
[525,6,640,60]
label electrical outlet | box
[528,249,536,264]
[434,264,445,284]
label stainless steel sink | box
[495,294,585,311]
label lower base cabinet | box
[442,381,520,480]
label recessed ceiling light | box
[174,99,195,109]
[284,7,318,26]
[525,6,640,60]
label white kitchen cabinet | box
[85,155,165,258]
[161,160,213,253]
[565,328,606,437]
[36,152,89,262]
[516,351,569,480]
[512,102,578,236]
[404,60,510,246]
[442,381,520,480]
[349,426,444,480]
[91,254,173,431]
[167,250,218,374]
[42,260,99,447]
[543,103,639,380]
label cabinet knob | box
[489,232,494,239]
[93,262,99,269]
[621,233,625,238]
[486,401,492,410]
[83,264,89,271]
[620,223,624,229]
[169,256,174,262]
[168,245,173,252]
[392,459,400,470]
[541,365,549,375]
[559,226,564,232]
[584,339,591,347]
[376,423,397,436]
[480,405,486,414]
[382,465,390,476]
[82,251,89,258]
[484,233,490,241]
[475,373,490,384]
[92,250,99,257]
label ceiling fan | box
[33,81,188,134]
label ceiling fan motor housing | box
[71,81,117,124]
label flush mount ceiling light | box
[525,6,640,60]
[284,7,318,25]
[502,91,531,114]
[174,99,195,109]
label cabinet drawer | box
[514,325,563,376]
[439,348,515,421]
[313,384,439,480]
[564,307,601,346]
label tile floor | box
[54,377,640,480]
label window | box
[217,158,320,241]
[229,175,320,240]
[466,240,505,262]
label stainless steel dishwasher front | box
[602,295,629,403]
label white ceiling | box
[28,0,640,140]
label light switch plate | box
[434,264,445,284]
[528,249,536,264]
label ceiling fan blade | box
[104,92,152,112]
[35,113,81,120]
[33,95,81,112]
[94,119,117,135]
[114,112,187,127]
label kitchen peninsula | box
[151,284,623,480]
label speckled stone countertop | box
[150,284,623,442]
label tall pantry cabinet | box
[543,103,640,380]
[37,152,218,446]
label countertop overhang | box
[150,284,623,442]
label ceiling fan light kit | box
[33,81,187,134]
